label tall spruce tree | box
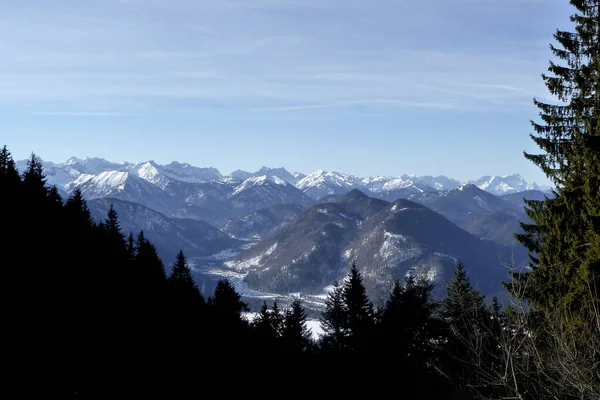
[0,146,21,194]
[253,301,276,340]
[380,277,439,364]
[21,153,48,201]
[168,250,201,302]
[270,301,284,338]
[319,281,347,350]
[281,298,312,353]
[516,0,600,318]
[210,279,248,329]
[441,262,491,393]
[342,263,375,352]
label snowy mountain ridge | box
[16,156,551,197]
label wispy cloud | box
[0,0,562,117]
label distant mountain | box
[253,167,299,185]
[225,190,519,298]
[222,204,306,241]
[425,184,517,227]
[363,176,439,202]
[228,167,299,185]
[88,198,240,262]
[159,161,222,183]
[60,156,125,175]
[230,176,314,210]
[297,170,362,199]
[229,169,253,181]
[462,208,529,248]
[78,171,176,215]
[409,175,462,191]
[469,174,542,195]
[226,190,389,294]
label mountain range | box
[225,190,525,300]
[15,156,550,300]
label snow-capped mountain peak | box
[130,161,171,190]
[160,161,222,183]
[89,171,129,191]
[59,156,123,175]
[297,170,361,199]
[469,174,539,195]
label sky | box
[1,0,572,183]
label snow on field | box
[243,313,324,341]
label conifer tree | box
[320,281,347,350]
[168,250,201,302]
[342,263,375,352]
[515,0,600,318]
[253,301,274,336]
[64,189,94,230]
[0,145,21,192]
[210,279,247,327]
[441,262,491,392]
[270,301,284,338]
[281,298,311,353]
[136,235,167,290]
[442,262,488,324]
[126,232,135,260]
[380,277,439,364]
[21,152,48,201]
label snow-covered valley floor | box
[189,247,328,341]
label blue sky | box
[1,0,570,183]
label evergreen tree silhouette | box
[253,301,280,352]
[380,277,440,366]
[209,279,248,346]
[281,298,311,353]
[342,263,375,352]
[0,145,21,195]
[320,281,347,351]
[168,250,202,304]
[270,301,284,338]
[21,152,48,202]
[441,262,490,392]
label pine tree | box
[136,235,167,290]
[441,262,491,392]
[168,250,201,302]
[341,263,375,352]
[209,279,249,345]
[515,0,600,319]
[99,205,127,264]
[270,301,284,338]
[281,298,312,353]
[64,189,94,230]
[126,232,135,260]
[253,301,274,336]
[21,152,48,201]
[319,281,347,350]
[0,145,21,193]
[442,262,487,323]
[380,277,439,364]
